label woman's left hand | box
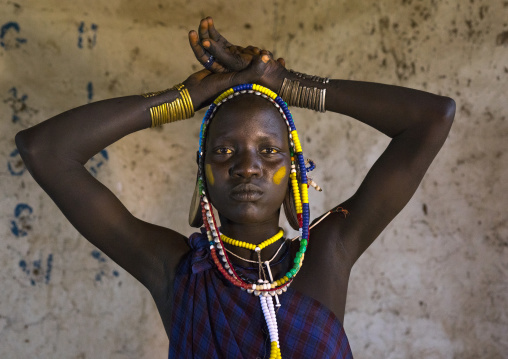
[188,17,287,91]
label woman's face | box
[204,95,291,226]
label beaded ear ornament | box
[197,84,315,359]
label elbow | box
[15,129,31,161]
[421,96,455,144]
[440,96,456,125]
[15,128,43,171]
[432,96,456,127]
[420,95,455,138]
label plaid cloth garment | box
[169,230,354,358]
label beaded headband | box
[197,84,311,295]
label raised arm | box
[14,66,263,296]
[192,17,456,265]
[318,79,455,264]
[16,94,180,292]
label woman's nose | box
[230,150,262,178]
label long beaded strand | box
[197,84,313,359]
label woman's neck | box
[218,215,285,265]
[218,215,281,244]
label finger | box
[189,31,215,69]
[230,45,245,54]
[198,18,211,42]
[206,17,228,44]
[203,38,245,71]
[277,57,286,67]
[207,17,233,48]
[194,68,212,78]
[236,54,269,83]
[189,30,208,60]
[190,30,227,73]
[245,46,261,55]
[259,50,274,60]
[261,49,274,58]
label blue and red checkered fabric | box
[169,230,354,358]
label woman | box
[15,17,455,358]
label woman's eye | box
[261,148,279,154]
[214,148,233,154]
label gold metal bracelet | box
[142,83,195,127]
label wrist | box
[142,84,195,126]
[182,80,205,111]
[259,67,290,95]
[277,70,329,112]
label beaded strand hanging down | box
[197,84,316,359]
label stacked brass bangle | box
[142,84,194,127]
[279,70,329,113]
[289,69,330,84]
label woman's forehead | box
[207,96,289,141]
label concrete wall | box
[1,0,506,358]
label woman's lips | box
[230,183,264,201]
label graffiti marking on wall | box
[10,203,34,237]
[87,82,94,102]
[78,22,98,49]
[4,87,38,124]
[90,249,120,282]
[85,149,108,176]
[7,148,26,176]
[0,22,27,49]
[19,253,54,286]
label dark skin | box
[15,17,455,337]
[205,96,290,235]
[203,96,294,277]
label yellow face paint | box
[272,166,287,185]
[205,164,215,186]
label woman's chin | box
[218,207,279,227]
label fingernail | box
[203,40,210,48]
[262,55,269,63]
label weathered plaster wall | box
[1,0,506,358]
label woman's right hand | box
[183,57,285,110]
